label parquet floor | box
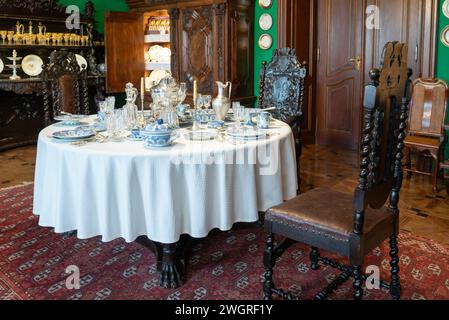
[1,144,448,243]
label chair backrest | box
[42,49,89,122]
[407,78,448,138]
[353,42,412,235]
[258,48,307,122]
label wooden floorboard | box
[1,144,448,244]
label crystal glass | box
[202,95,212,109]
[196,94,204,110]
[106,109,125,141]
[232,102,244,128]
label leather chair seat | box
[404,135,441,149]
[266,188,394,254]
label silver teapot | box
[212,81,232,121]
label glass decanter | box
[151,76,180,128]
[123,83,139,129]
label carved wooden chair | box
[262,42,412,300]
[403,78,448,193]
[41,49,89,125]
[259,48,307,190]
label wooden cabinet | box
[106,0,255,104]
[0,0,104,151]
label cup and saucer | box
[126,128,143,141]
[207,120,225,130]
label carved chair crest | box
[41,49,89,123]
[259,48,307,122]
[353,42,412,234]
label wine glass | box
[202,95,212,109]
[0,31,7,44]
[196,94,204,110]
[232,102,243,128]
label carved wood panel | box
[179,6,215,94]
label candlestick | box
[193,80,197,108]
[140,77,145,126]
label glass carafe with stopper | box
[151,76,180,128]
[123,83,139,129]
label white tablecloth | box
[33,117,297,244]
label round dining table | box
[33,116,298,288]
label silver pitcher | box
[212,81,232,121]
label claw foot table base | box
[136,235,194,289]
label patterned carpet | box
[1,184,449,300]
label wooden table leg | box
[136,235,192,289]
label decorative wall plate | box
[259,0,272,9]
[75,54,88,71]
[259,13,273,31]
[258,33,273,50]
[441,25,449,48]
[22,54,43,77]
[443,0,449,19]
[0,58,3,74]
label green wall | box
[58,0,129,34]
[253,2,278,100]
[437,0,449,158]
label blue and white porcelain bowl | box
[140,122,178,148]
[193,109,216,123]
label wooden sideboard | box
[106,0,255,105]
[0,0,105,151]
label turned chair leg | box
[263,233,275,300]
[353,265,363,300]
[310,247,319,270]
[389,235,401,300]
[431,151,440,193]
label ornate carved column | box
[169,8,180,80]
[213,3,226,82]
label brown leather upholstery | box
[58,74,76,114]
[266,188,393,255]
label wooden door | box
[364,0,439,81]
[316,0,364,150]
[277,0,317,145]
[104,12,145,93]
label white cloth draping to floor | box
[33,117,297,244]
